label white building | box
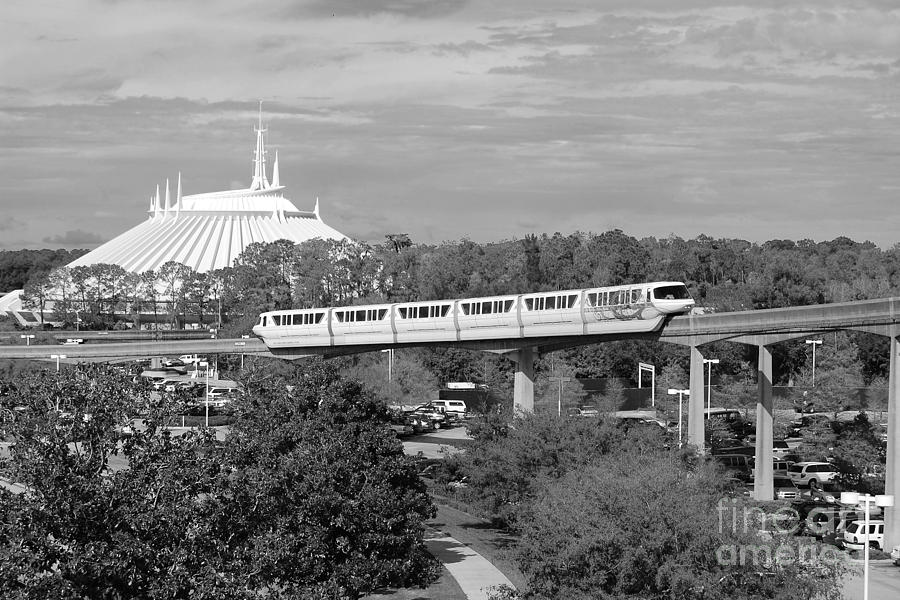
[3,112,348,325]
[69,114,346,274]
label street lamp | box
[549,376,571,416]
[20,334,35,346]
[198,360,210,427]
[703,359,720,416]
[50,354,67,372]
[805,339,822,386]
[667,388,689,448]
[381,348,394,382]
[237,335,249,369]
[840,492,894,600]
[638,362,656,407]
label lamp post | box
[841,492,894,600]
[381,348,394,382]
[638,362,656,407]
[703,358,720,416]
[199,360,210,428]
[549,376,571,417]
[237,335,249,369]
[20,334,35,346]
[805,339,822,386]
[50,354,67,372]
[668,389,689,448]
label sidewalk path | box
[425,529,515,600]
[842,560,900,600]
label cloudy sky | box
[2,0,900,251]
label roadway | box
[0,338,274,361]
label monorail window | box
[461,300,511,315]
[273,315,282,326]
[653,285,690,300]
[399,304,451,319]
[631,289,641,303]
[335,308,387,323]
[291,312,324,326]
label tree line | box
[7,230,900,402]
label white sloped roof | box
[67,200,346,273]
[68,121,348,274]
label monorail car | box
[252,281,694,349]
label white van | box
[428,400,468,416]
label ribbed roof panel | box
[69,198,347,274]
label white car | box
[787,462,838,487]
[844,520,884,551]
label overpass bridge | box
[1,296,899,547]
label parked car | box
[713,445,755,457]
[800,502,842,538]
[577,405,600,417]
[408,406,446,430]
[751,459,795,479]
[771,440,794,460]
[428,400,468,417]
[772,477,801,500]
[714,454,754,481]
[824,512,866,548]
[844,520,885,551]
[744,477,800,500]
[788,462,838,487]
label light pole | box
[638,362,656,407]
[20,334,35,346]
[668,389,689,448]
[236,335,249,369]
[805,339,822,386]
[381,348,394,382]
[549,376,571,416]
[703,358,720,416]
[50,354,67,372]
[199,360,210,428]
[841,492,894,600]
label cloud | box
[291,0,469,19]
[42,229,107,246]
[0,216,23,232]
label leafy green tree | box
[452,413,620,528]
[0,361,438,599]
[506,451,847,600]
[222,361,439,597]
[19,268,52,325]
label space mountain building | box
[68,118,347,274]
[0,116,348,325]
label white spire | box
[249,100,270,191]
[271,150,280,187]
[153,184,161,218]
[163,178,170,217]
[148,194,154,219]
[175,172,182,218]
[314,196,320,218]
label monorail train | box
[252,281,694,349]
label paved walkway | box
[842,560,900,600]
[425,529,515,600]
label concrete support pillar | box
[512,347,535,414]
[754,344,774,502]
[884,335,900,550]
[688,345,706,452]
